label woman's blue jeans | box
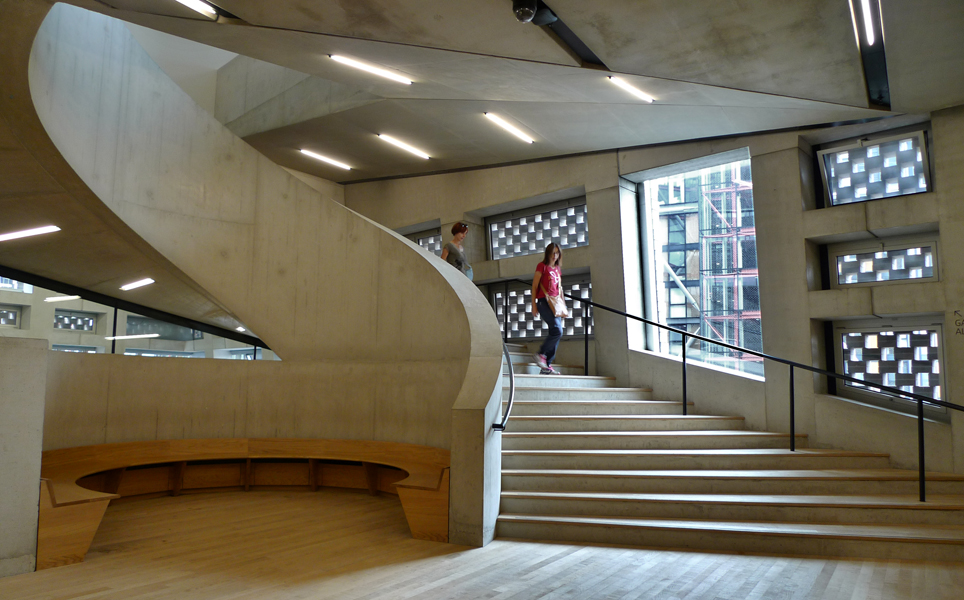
[536,298,562,365]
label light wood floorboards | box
[1,489,962,599]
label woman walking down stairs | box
[497,343,964,561]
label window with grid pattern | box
[488,204,588,260]
[493,280,592,339]
[417,233,443,256]
[819,132,929,206]
[841,328,942,401]
[54,309,97,331]
[837,246,934,285]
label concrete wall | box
[0,338,46,578]
[22,3,504,545]
[345,117,964,474]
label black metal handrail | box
[492,341,516,431]
[493,277,963,502]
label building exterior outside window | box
[641,152,763,376]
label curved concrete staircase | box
[496,344,964,561]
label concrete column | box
[587,185,631,383]
[933,106,964,471]
[751,147,817,436]
[0,338,47,577]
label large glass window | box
[0,278,32,293]
[487,200,588,260]
[639,150,762,376]
[817,131,930,206]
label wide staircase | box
[496,343,964,561]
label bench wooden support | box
[39,438,451,568]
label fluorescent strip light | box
[484,113,534,144]
[44,295,81,303]
[175,0,217,20]
[105,333,161,341]
[236,326,246,332]
[120,278,155,291]
[378,134,430,159]
[0,225,61,242]
[299,149,351,170]
[608,76,655,103]
[330,55,412,85]
[860,0,875,45]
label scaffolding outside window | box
[818,131,930,207]
[641,152,762,377]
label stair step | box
[501,448,892,470]
[503,400,689,416]
[505,387,653,401]
[501,430,808,450]
[504,363,585,376]
[505,415,746,433]
[496,514,964,561]
[501,468,964,495]
[499,492,964,526]
[508,374,619,388]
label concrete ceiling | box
[73,0,964,183]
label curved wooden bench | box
[38,438,450,569]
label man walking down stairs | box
[497,343,964,561]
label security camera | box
[513,0,537,23]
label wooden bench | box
[38,438,450,569]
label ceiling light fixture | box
[330,55,412,85]
[44,295,81,303]
[174,0,218,20]
[608,76,655,103]
[859,0,875,45]
[0,225,61,242]
[236,326,246,332]
[105,333,161,341]
[120,278,155,291]
[378,134,430,159]
[299,149,351,170]
[484,113,534,143]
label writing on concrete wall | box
[956,311,964,335]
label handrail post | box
[502,281,509,343]
[789,364,795,452]
[584,304,589,375]
[681,334,687,416]
[918,398,926,502]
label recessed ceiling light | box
[608,76,655,103]
[299,149,351,170]
[330,55,412,85]
[484,113,534,144]
[378,134,430,159]
[105,333,161,341]
[236,326,246,332]
[44,295,81,303]
[860,0,876,45]
[120,278,155,291]
[174,0,217,20]
[0,225,61,242]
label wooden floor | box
[2,490,963,600]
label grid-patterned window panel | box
[489,205,588,260]
[0,304,19,327]
[54,309,97,331]
[417,234,443,256]
[841,329,942,400]
[823,135,927,206]
[0,277,32,293]
[493,282,592,339]
[52,344,100,354]
[124,348,205,358]
[837,247,934,285]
